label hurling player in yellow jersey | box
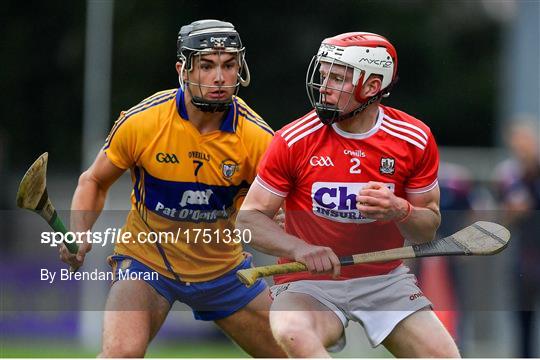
[59,20,284,357]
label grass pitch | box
[0,340,248,358]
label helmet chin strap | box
[315,92,382,125]
[179,53,250,113]
[191,95,231,113]
[182,79,235,113]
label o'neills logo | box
[343,149,366,157]
[409,292,425,301]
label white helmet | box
[306,32,398,124]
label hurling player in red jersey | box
[237,32,460,357]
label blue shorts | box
[109,254,267,321]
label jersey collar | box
[175,87,237,133]
[331,107,384,140]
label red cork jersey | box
[256,105,439,283]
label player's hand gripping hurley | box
[16,153,80,265]
[237,221,510,287]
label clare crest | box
[221,159,239,179]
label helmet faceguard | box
[177,19,250,113]
[306,32,398,125]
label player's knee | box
[270,312,318,349]
[273,325,313,348]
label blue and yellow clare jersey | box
[103,88,274,282]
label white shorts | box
[270,265,432,351]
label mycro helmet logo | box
[358,58,393,68]
[210,36,228,47]
[311,182,395,223]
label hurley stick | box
[237,221,510,287]
[16,152,79,254]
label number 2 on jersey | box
[350,158,361,174]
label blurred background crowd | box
[1,0,539,357]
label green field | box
[0,339,392,358]
[0,341,248,358]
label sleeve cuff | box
[255,176,288,197]
[405,179,439,194]
[103,149,130,170]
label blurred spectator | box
[438,162,475,226]
[493,116,540,358]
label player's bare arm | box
[59,151,125,268]
[356,181,441,243]
[238,182,341,276]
